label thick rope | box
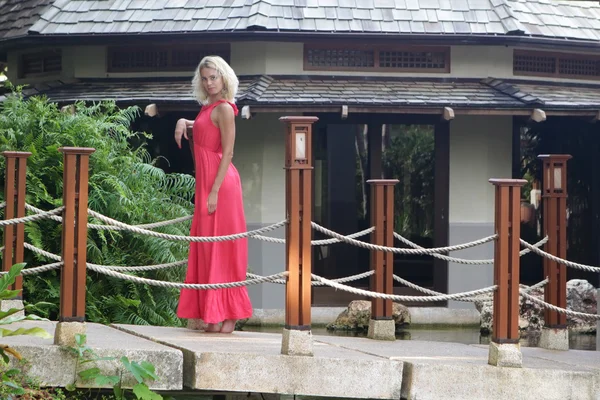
[0,207,64,226]
[24,243,62,261]
[394,233,549,265]
[25,204,193,230]
[311,273,497,302]
[520,291,600,320]
[88,209,285,242]
[245,270,375,286]
[520,239,600,273]
[88,260,187,272]
[87,264,288,289]
[0,261,63,275]
[311,222,496,255]
[253,227,375,246]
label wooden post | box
[538,154,571,351]
[488,178,526,367]
[366,179,398,340]
[2,152,31,298]
[280,116,317,356]
[58,147,94,323]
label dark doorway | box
[310,114,447,306]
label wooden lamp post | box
[280,116,318,356]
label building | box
[1,0,600,311]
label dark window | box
[107,44,230,72]
[20,50,62,77]
[305,44,450,73]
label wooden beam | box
[144,103,159,117]
[442,106,455,121]
[341,105,348,119]
[530,108,546,123]
[241,105,251,119]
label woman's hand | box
[207,190,218,214]
[174,119,188,149]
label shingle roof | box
[8,75,600,111]
[0,0,591,43]
[0,0,54,40]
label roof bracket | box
[442,107,455,121]
[529,108,546,123]
[341,105,348,120]
[590,110,600,123]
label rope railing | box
[520,291,600,320]
[0,207,64,226]
[25,204,194,230]
[254,226,375,246]
[87,265,289,290]
[88,209,286,242]
[0,261,63,275]
[311,221,497,255]
[520,239,600,273]
[394,233,549,265]
[311,273,497,302]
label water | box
[242,326,597,351]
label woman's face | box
[200,67,224,97]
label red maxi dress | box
[176,99,253,324]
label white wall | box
[235,113,288,225]
[448,115,513,309]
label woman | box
[174,56,252,333]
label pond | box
[242,326,597,351]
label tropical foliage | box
[0,84,195,326]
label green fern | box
[0,86,193,327]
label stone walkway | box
[2,321,599,400]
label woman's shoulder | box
[214,100,239,117]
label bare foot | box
[220,319,236,333]
[205,323,221,333]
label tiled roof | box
[505,81,600,108]
[241,76,525,108]
[0,0,54,39]
[8,75,600,111]
[0,0,591,43]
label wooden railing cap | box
[58,147,96,155]
[2,151,32,158]
[279,116,319,124]
[366,179,400,185]
[489,178,527,186]
[537,154,572,161]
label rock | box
[566,279,597,333]
[476,279,597,335]
[327,300,410,332]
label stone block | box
[54,321,87,347]
[0,300,24,320]
[281,328,313,356]
[367,319,396,341]
[488,341,522,368]
[539,327,569,351]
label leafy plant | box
[0,263,52,397]
[0,85,195,327]
[68,333,173,400]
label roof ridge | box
[481,77,544,106]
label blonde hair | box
[192,55,238,105]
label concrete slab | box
[315,336,600,399]
[1,321,183,390]
[113,324,403,399]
